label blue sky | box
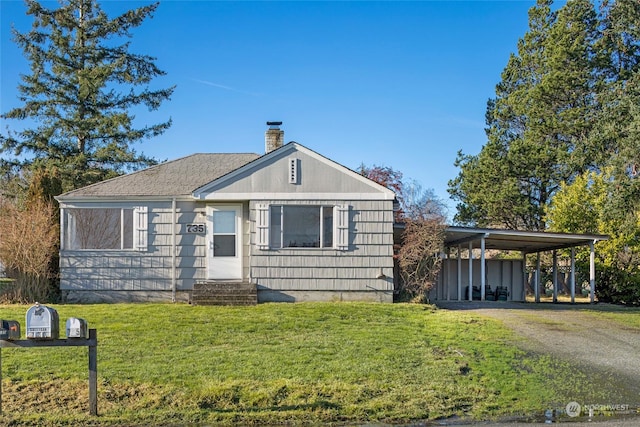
[1,0,536,215]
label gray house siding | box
[60,199,254,302]
[249,199,394,303]
[57,141,396,303]
[60,200,205,302]
[200,149,379,195]
[194,145,388,200]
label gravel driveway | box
[436,301,640,408]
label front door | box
[207,204,243,280]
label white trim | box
[457,245,462,301]
[133,206,148,251]
[171,197,177,303]
[120,209,126,250]
[522,251,527,303]
[58,200,172,209]
[446,226,608,243]
[67,209,77,250]
[535,253,541,303]
[590,240,596,303]
[468,242,473,301]
[60,207,67,250]
[552,250,558,303]
[61,207,138,251]
[480,237,486,301]
[255,203,270,250]
[197,192,394,201]
[446,248,451,301]
[56,195,196,203]
[335,205,349,251]
[570,247,576,303]
[206,204,243,280]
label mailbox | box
[26,303,59,339]
[0,320,20,340]
[66,317,88,339]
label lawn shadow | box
[199,400,341,413]
[434,300,637,312]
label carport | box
[434,226,609,303]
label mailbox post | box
[0,329,98,416]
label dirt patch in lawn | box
[436,301,640,405]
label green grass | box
[578,305,640,329]
[0,303,617,425]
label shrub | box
[397,218,447,302]
[593,264,640,306]
[0,197,59,302]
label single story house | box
[55,123,396,303]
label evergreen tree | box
[0,0,174,192]
[595,0,640,233]
[449,0,599,230]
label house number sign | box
[185,224,206,233]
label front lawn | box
[0,302,610,425]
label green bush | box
[594,264,640,306]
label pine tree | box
[0,0,174,192]
[595,0,640,230]
[449,0,599,230]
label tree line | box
[449,0,640,304]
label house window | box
[63,207,147,250]
[269,205,333,248]
[212,210,236,256]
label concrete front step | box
[192,281,257,306]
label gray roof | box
[58,153,260,199]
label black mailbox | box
[0,320,20,340]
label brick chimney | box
[265,121,284,153]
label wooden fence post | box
[89,329,97,416]
[1,347,3,415]
[0,328,98,416]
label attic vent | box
[288,158,299,184]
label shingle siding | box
[249,200,394,294]
[57,143,396,303]
[60,200,209,295]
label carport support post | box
[445,248,451,301]
[535,253,541,303]
[522,252,527,303]
[480,236,486,301]
[457,245,462,301]
[590,240,596,303]
[570,248,576,304]
[552,250,558,303]
[468,242,473,301]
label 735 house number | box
[185,224,206,233]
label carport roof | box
[444,226,608,254]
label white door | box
[207,205,243,280]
